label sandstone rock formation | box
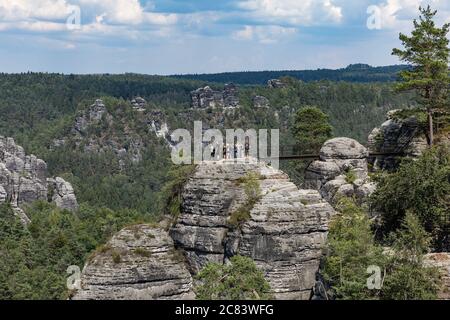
[424,253,450,300]
[170,160,335,299]
[368,110,428,170]
[191,84,239,109]
[48,177,79,211]
[57,99,158,165]
[267,79,287,89]
[223,83,239,108]
[52,99,178,170]
[131,97,147,112]
[305,138,376,206]
[73,224,195,300]
[0,136,78,222]
[73,99,110,134]
[253,96,270,108]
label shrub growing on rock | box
[229,172,262,227]
[194,255,272,300]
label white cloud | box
[238,0,343,26]
[374,0,450,30]
[233,25,297,43]
[77,0,143,24]
[0,0,178,32]
[0,20,67,32]
[0,0,73,21]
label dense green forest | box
[0,72,417,215]
[0,73,201,143]
[172,64,410,85]
[0,70,439,300]
[0,72,415,148]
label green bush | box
[382,213,440,300]
[157,164,196,226]
[111,250,122,264]
[229,172,262,227]
[322,198,386,300]
[134,248,151,257]
[195,255,272,300]
[344,169,357,184]
[370,146,450,251]
[322,199,442,300]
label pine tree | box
[322,198,386,300]
[392,6,450,146]
[382,212,440,300]
[292,106,333,153]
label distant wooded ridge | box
[171,64,410,85]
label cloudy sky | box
[0,0,449,74]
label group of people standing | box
[209,140,250,160]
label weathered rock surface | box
[191,84,239,109]
[73,224,195,300]
[305,138,376,206]
[170,160,335,299]
[0,136,78,221]
[368,110,428,170]
[131,97,147,112]
[48,177,79,211]
[223,83,240,108]
[73,99,110,134]
[424,253,450,300]
[267,79,287,89]
[55,99,171,166]
[253,96,270,108]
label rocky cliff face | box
[368,110,429,170]
[74,160,335,300]
[253,95,270,108]
[0,136,78,223]
[69,99,145,164]
[304,138,376,207]
[53,99,174,166]
[170,160,335,299]
[131,97,147,112]
[73,224,195,300]
[191,84,239,109]
[48,177,79,213]
[267,79,287,89]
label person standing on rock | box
[238,143,244,158]
[210,144,216,160]
[245,138,250,158]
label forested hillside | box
[0,71,419,299]
[0,72,414,149]
[0,72,417,213]
[0,73,200,145]
[172,64,410,85]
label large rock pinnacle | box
[170,160,335,299]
